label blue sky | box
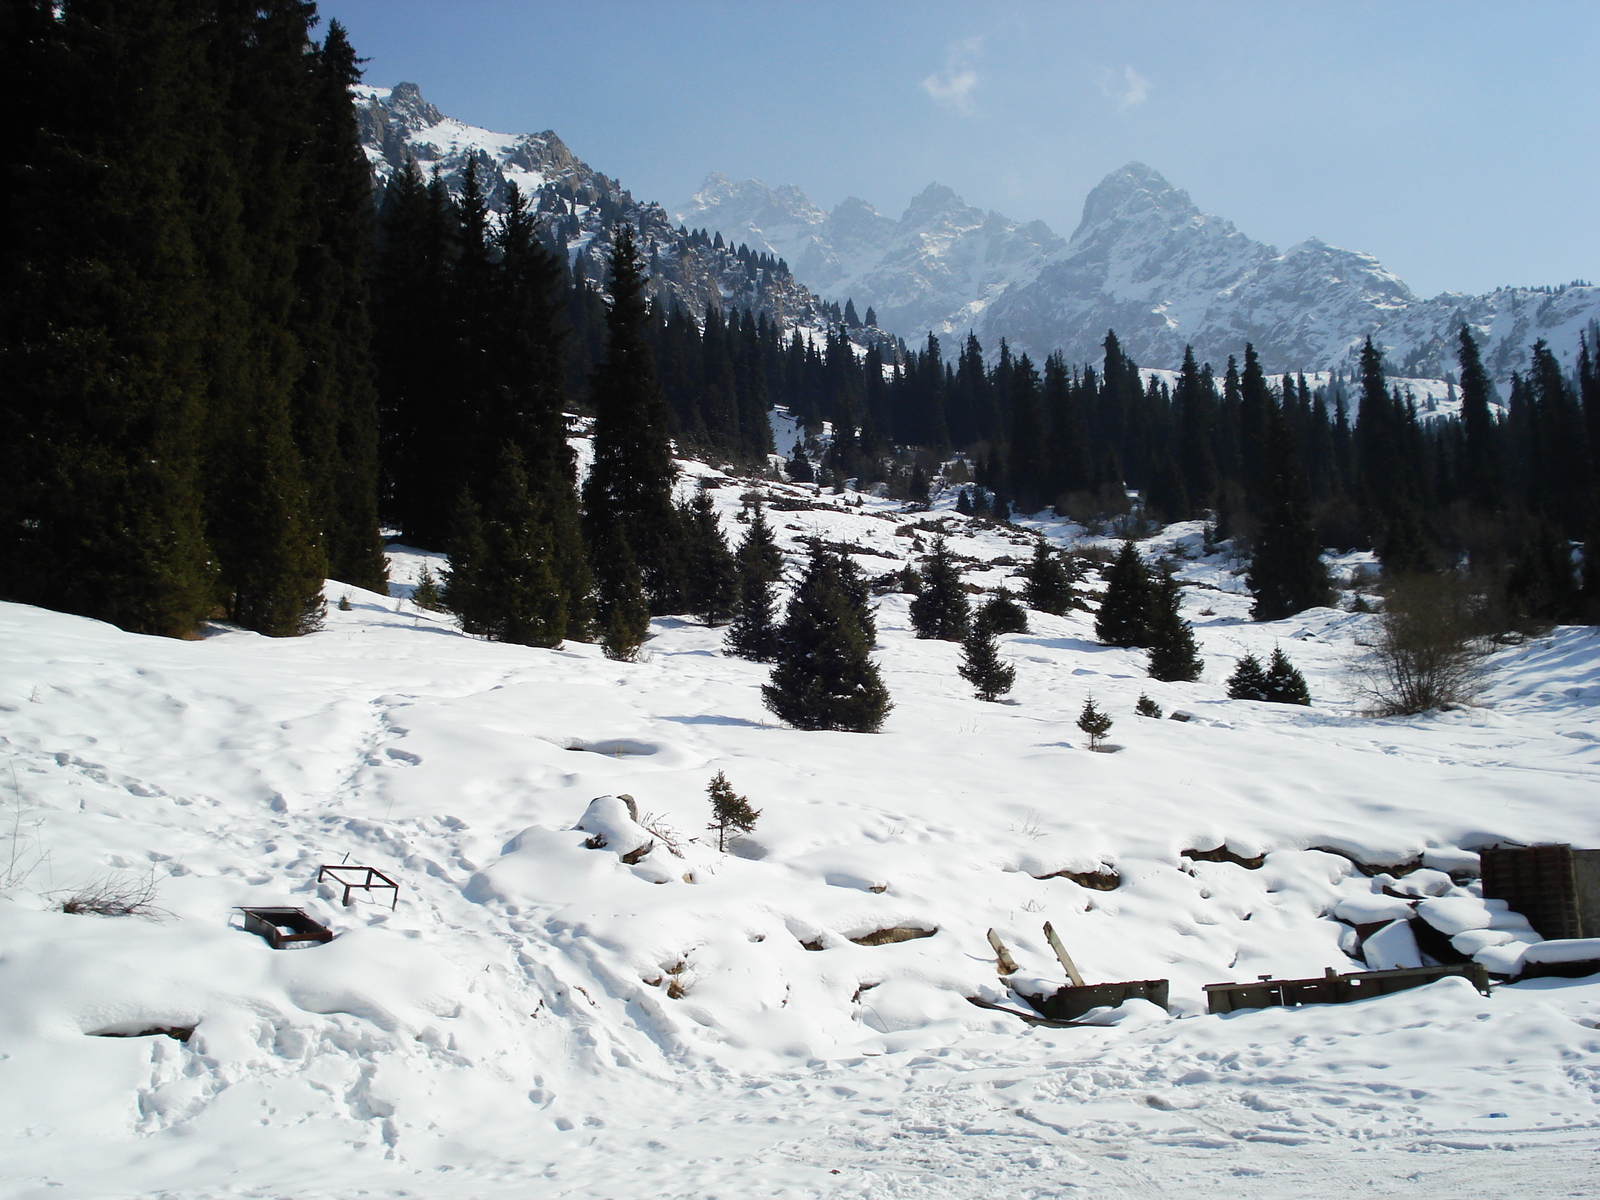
[320,0,1598,299]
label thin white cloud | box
[1100,64,1151,110]
[922,37,983,116]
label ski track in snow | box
[2,475,1599,1199]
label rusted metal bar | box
[1025,978,1170,1021]
[1203,961,1490,1014]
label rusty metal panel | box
[238,907,334,950]
[1481,845,1581,940]
[1204,963,1489,1014]
[1572,849,1600,940]
[1028,979,1169,1021]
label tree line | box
[6,0,1596,656]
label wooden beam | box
[986,928,1019,976]
[1043,921,1087,988]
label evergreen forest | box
[6,0,1599,656]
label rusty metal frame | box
[317,864,400,909]
[237,906,334,950]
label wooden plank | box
[986,928,1019,976]
[1042,921,1087,988]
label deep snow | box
[3,467,1599,1199]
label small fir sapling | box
[1077,696,1113,750]
[412,564,444,611]
[1135,693,1163,718]
[1226,653,1272,701]
[1264,646,1312,705]
[706,771,760,852]
[958,622,1016,702]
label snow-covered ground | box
[3,469,1599,1199]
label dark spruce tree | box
[975,589,1029,635]
[725,564,781,662]
[1095,541,1154,647]
[594,531,651,662]
[762,548,892,732]
[959,622,1016,702]
[1226,654,1272,701]
[1077,696,1113,750]
[2,0,216,636]
[294,18,387,592]
[1457,326,1502,512]
[1022,542,1075,615]
[493,182,594,638]
[441,488,489,632]
[1264,647,1311,705]
[735,498,784,584]
[681,490,738,626]
[909,537,971,640]
[1246,394,1331,621]
[1146,570,1203,682]
[583,224,684,612]
[462,446,566,647]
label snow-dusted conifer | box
[1226,654,1272,701]
[1095,541,1153,647]
[959,623,1015,702]
[762,548,891,732]
[975,589,1029,635]
[1022,542,1075,615]
[909,537,970,641]
[1146,570,1202,682]
[1265,647,1311,705]
[682,490,737,626]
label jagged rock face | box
[352,84,825,331]
[679,160,1599,382]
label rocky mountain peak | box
[1076,162,1201,235]
[902,182,967,224]
[381,81,443,133]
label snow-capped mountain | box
[678,162,1600,383]
[353,83,829,330]
[674,174,1064,346]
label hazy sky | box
[319,0,1598,299]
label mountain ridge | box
[677,163,1600,383]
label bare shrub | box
[1354,572,1490,716]
[55,870,167,919]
